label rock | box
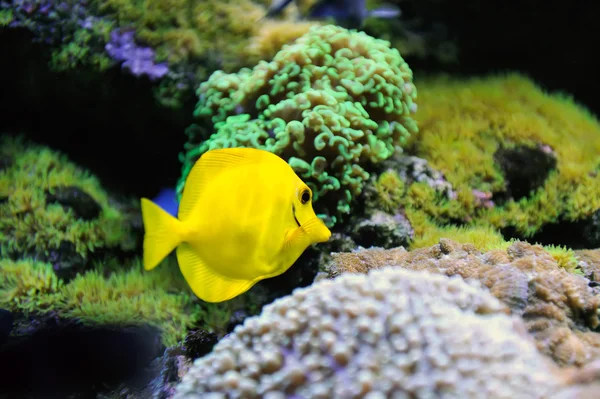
[45,186,102,220]
[581,209,600,248]
[0,312,163,397]
[519,208,600,250]
[350,210,413,248]
[494,144,557,201]
[45,240,86,279]
[184,329,218,360]
[380,153,455,197]
[0,308,13,348]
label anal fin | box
[176,243,256,303]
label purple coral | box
[105,29,169,81]
[2,0,91,44]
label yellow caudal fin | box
[176,243,256,303]
[141,198,185,271]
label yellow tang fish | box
[140,147,332,303]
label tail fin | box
[140,198,184,271]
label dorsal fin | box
[178,147,284,222]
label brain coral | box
[180,24,418,225]
[174,267,567,398]
[325,239,600,368]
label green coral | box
[543,244,581,274]
[50,22,115,72]
[0,136,270,346]
[367,170,406,213]
[368,74,600,248]
[92,0,271,68]
[0,259,63,313]
[0,255,269,345]
[180,25,418,225]
[0,9,13,26]
[0,256,201,346]
[0,136,135,261]
[411,74,600,236]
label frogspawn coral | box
[174,267,572,398]
[180,24,418,226]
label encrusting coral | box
[325,239,600,367]
[0,256,202,346]
[0,136,137,272]
[0,254,272,346]
[392,74,600,242]
[173,267,598,398]
[180,24,418,225]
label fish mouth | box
[300,216,332,243]
[292,204,301,227]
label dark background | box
[1,0,599,199]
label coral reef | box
[401,74,600,244]
[180,24,418,225]
[0,256,201,346]
[2,0,115,71]
[358,74,600,250]
[363,154,506,250]
[324,239,600,367]
[0,136,272,348]
[173,267,591,398]
[105,28,169,80]
[576,249,600,286]
[1,0,318,108]
[0,253,272,347]
[0,136,138,275]
[91,0,303,69]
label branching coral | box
[325,239,600,367]
[173,267,586,398]
[0,136,136,272]
[180,24,418,225]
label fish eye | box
[300,189,311,204]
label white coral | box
[174,267,565,399]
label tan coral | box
[247,20,320,63]
[174,267,589,398]
[325,239,600,367]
